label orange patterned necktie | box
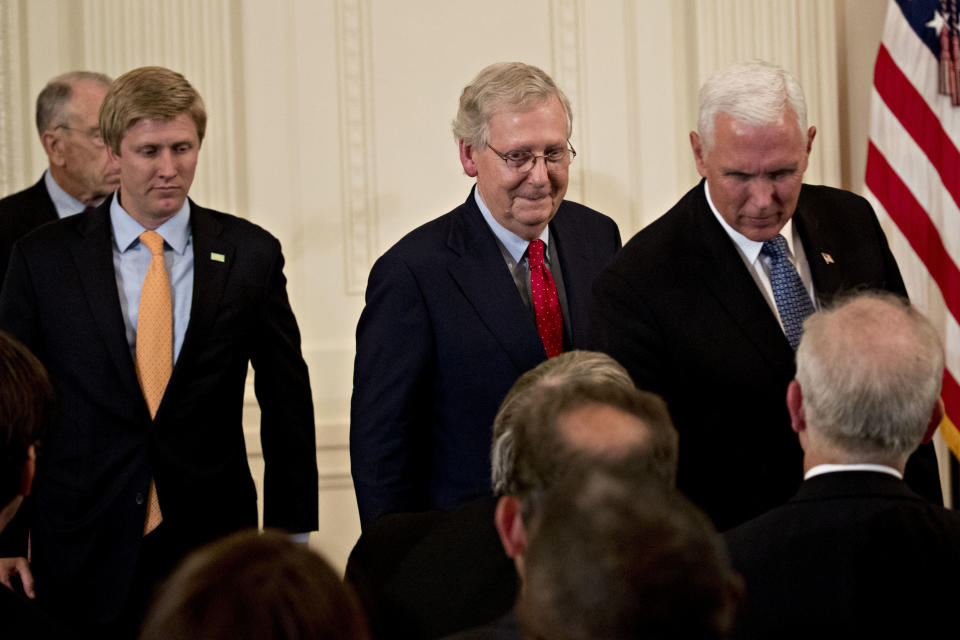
[136,230,171,534]
[528,239,564,358]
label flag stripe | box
[873,44,960,211]
[865,142,960,321]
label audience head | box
[36,71,119,205]
[490,350,641,494]
[517,466,741,640]
[490,350,679,576]
[453,62,576,241]
[689,59,815,242]
[791,292,944,470]
[0,331,53,531]
[140,529,369,640]
[100,66,207,155]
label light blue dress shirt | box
[44,169,88,219]
[110,196,194,364]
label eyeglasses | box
[486,142,577,173]
[56,125,105,148]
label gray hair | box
[490,350,637,494]
[697,59,807,153]
[35,71,112,135]
[795,292,944,459]
[452,61,573,149]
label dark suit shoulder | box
[0,177,56,224]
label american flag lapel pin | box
[821,252,834,265]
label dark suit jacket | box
[442,611,519,640]
[725,471,960,638]
[589,180,940,530]
[0,197,318,626]
[345,497,517,639]
[351,189,621,525]
[0,176,57,286]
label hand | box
[0,556,35,598]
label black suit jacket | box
[725,471,960,637]
[345,497,517,639]
[589,181,940,530]
[0,197,318,625]
[0,176,58,286]
[351,189,621,525]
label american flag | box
[865,0,960,476]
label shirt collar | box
[110,193,192,254]
[704,180,796,264]
[804,463,903,481]
[44,169,89,219]
[474,186,550,264]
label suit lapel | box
[446,194,546,373]
[174,202,234,373]
[688,183,794,370]
[70,200,140,395]
[550,205,591,346]
[793,195,843,300]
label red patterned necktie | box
[528,239,563,358]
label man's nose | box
[747,177,774,209]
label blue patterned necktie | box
[761,234,815,350]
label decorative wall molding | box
[335,0,378,295]
[0,0,26,196]
[692,0,841,186]
[80,0,244,215]
[550,0,586,202]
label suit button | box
[135,492,145,505]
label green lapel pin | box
[210,252,226,263]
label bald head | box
[793,292,944,467]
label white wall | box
[0,0,895,571]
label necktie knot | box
[528,239,545,269]
[140,231,165,257]
[761,234,790,261]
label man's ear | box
[41,130,66,167]
[922,397,945,444]
[689,131,707,178]
[20,445,36,497]
[787,380,806,434]
[459,139,479,178]
[806,125,817,155]
[494,495,527,560]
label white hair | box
[697,59,808,153]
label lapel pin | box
[821,252,834,265]
[210,252,226,263]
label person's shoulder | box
[191,204,282,250]
[0,177,46,210]
[798,183,871,213]
[374,197,476,268]
[605,183,704,273]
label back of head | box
[452,61,573,149]
[490,350,641,494]
[100,66,207,154]
[697,59,807,153]
[140,529,369,640]
[35,70,112,136]
[795,292,944,461]
[499,355,678,519]
[518,466,740,640]
[0,331,53,508]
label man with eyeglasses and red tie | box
[351,62,621,527]
[0,71,120,286]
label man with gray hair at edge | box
[589,59,941,531]
[0,71,119,285]
[351,62,621,527]
[725,292,960,638]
